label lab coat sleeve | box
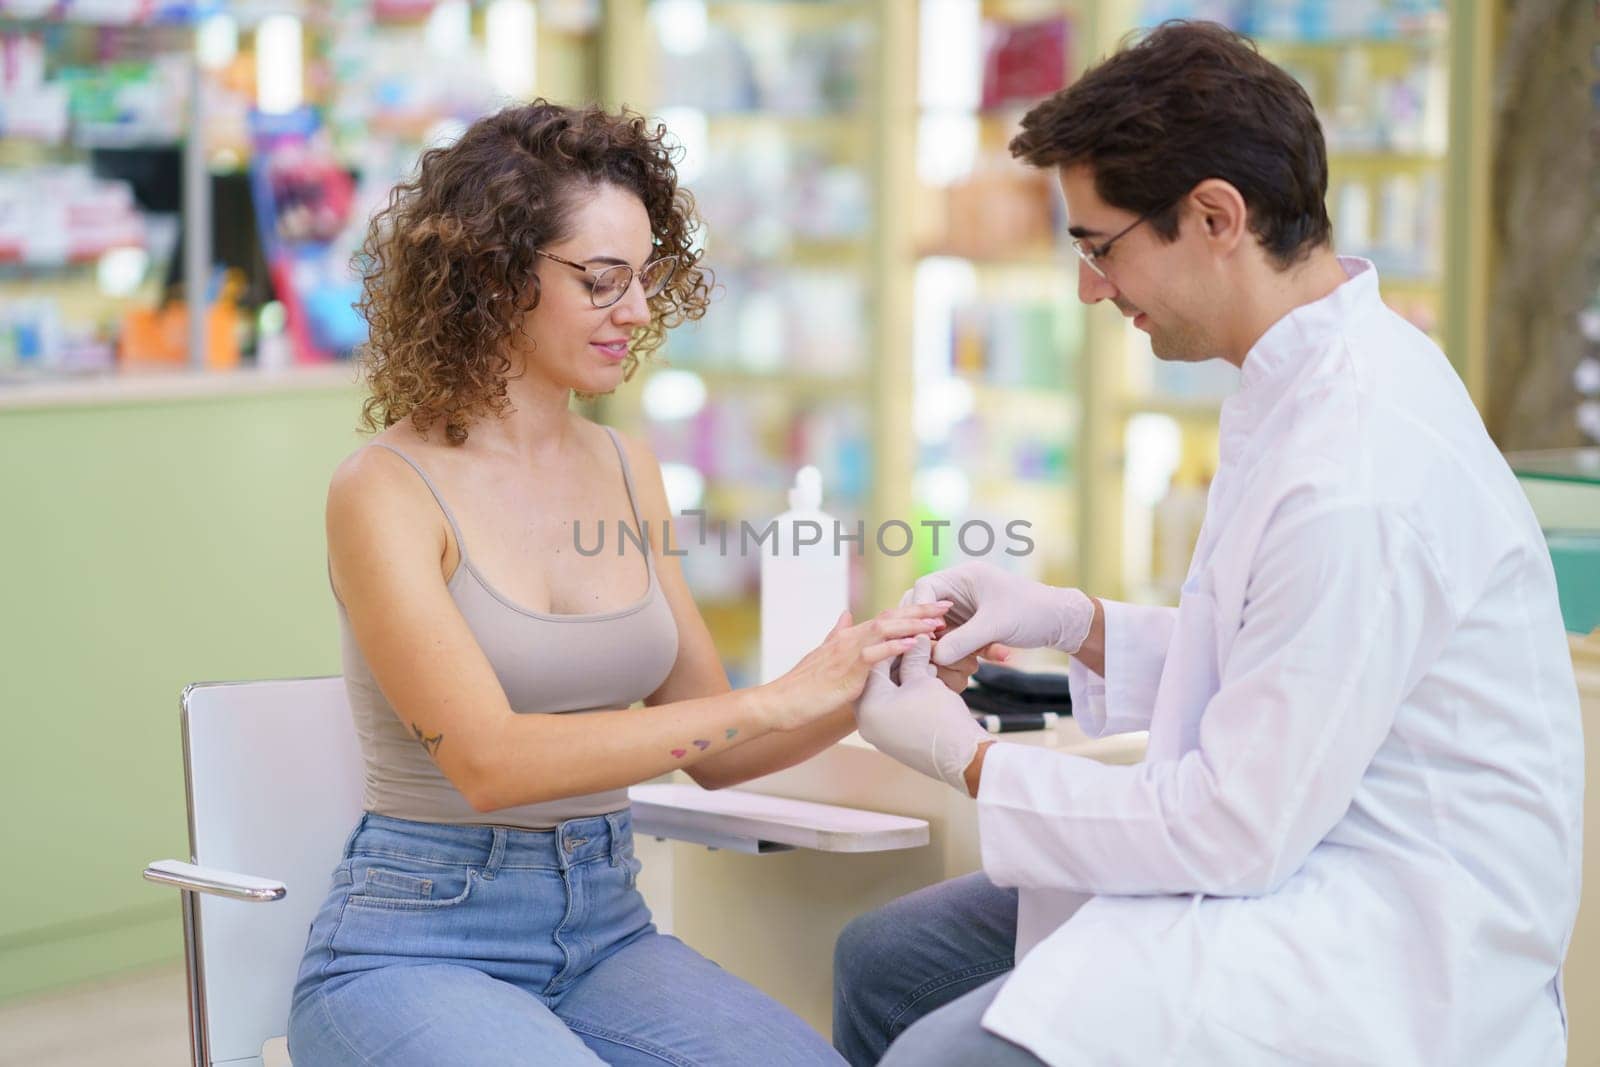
[1068,600,1178,738]
[979,500,1454,897]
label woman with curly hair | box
[285,101,951,1065]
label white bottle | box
[1152,463,1210,605]
[760,466,849,684]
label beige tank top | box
[336,427,680,829]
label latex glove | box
[932,639,1013,695]
[858,635,991,792]
[909,561,1095,667]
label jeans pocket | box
[347,863,476,911]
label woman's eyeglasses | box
[535,250,679,309]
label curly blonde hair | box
[356,100,711,444]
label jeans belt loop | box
[606,811,627,867]
[483,827,507,879]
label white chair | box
[144,676,928,1067]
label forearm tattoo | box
[669,729,737,759]
[410,723,443,757]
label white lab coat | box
[977,259,1584,1066]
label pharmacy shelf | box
[703,113,866,134]
[1327,151,1447,168]
[658,367,871,393]
[598,0,896,638]
[1120,395,1226,421]
[0,362,360,412]
[595,0,1489,617]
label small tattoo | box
[693,739,711,751]
[671,748,687,758]
[725,728,738,741]
[410,723,443,757]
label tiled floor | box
[0,964,190,1067]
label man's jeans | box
[834,872,1045,1066]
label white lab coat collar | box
[1221,255,1379,447]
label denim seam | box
[313,988,382,1067]
[344,869,476,911]
[319,870,357,983]
[361,867,432,896]
[883,957,1014,1037]
[839,976,879,1061]
[544,866,580,996]
[346,847,491,869]
[560,1017,697,1067]
[346,847,612,872]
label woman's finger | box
[860,637,918,665]
[876,601,952,624]
[898,600,953,618]
[944,651,981,675]
[865,616,945,641]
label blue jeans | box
[289,811,842,1065]
[833,872,1043,1066]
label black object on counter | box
[975,711,1061,734]
[971,663,1073,705]
[960,664,1071,732]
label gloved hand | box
[932,638,1012,695]
[908,562,1096,667]
[858,635,991,792]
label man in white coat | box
[839,21,1584,1067]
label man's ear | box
[1187,178,1248,256]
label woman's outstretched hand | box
[761,602,952,732]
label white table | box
[630,782,930,854]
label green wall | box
[0,384,365,1000]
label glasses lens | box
[1071,240,1106,280]
[591,265,631,307]
[640,256,677,298]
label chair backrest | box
[183,677,364,1065]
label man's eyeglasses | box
[1070,211,1158,280]
[535,250,679,309]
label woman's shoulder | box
[582,419,661,479]
[327,429,446,538]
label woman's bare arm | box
[621,434,870,788]
[328,447,935,811]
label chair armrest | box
[142,859,286,902]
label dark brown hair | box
[1010,20,1331,268]
[357,100,711,444]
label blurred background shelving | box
[907,0,1088,612]
[0,0,1503,653]
[0,0,600,382]
[595,0,884,683]
[0,8,205,380]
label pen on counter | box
[977,711,1060,734]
